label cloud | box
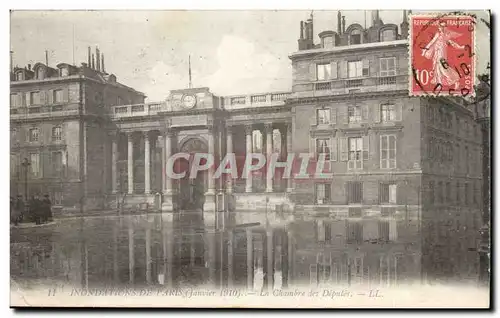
[142,35,290,101]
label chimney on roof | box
[401,10,409,38]
[371,10,380,26]
[342,16,346,34]
[88,46,91,67]
[337,11,342,35]
[45,50,49,66]
[300,21,304,40]
[101,53,105,73]
[27,64,31,71]
[91,53,95,69]
[96,47,101,71]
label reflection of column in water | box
[113,223,119,283]
[253,235,264,291]
[128,219,135,284]
[266,229,274,290]
[227,230,234,287]
[145,224,152,284]
[246,229,254,290]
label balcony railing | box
[223,91,292,110]
[111,102,168,118]
[10,104,80,119]
[292,74,408,97]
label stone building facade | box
[10,11,484,286]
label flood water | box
[11,210,475,291]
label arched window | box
[60,67,69,77]
[16,72,23,81]
[381,29,396,42]
[37,67,45,80]
[350,29,362,45]
[322,36,334,49]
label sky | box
[10,10,490,102]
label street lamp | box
[21,158,31,202]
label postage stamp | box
[409,14,476,97]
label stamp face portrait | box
[410,14,476,97]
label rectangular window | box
[53,89,64,103]
[347,181,363,204]
[29,128,40,142]
[29,153,40,177]
[30,92,41,105]
[52,126,62,141]
[316,138,331,160]
[10,154,19,179]
[51,151,63,177]
[347,220,363,244]
[380,183,397,204]
[316,108,331,125]
[348,106,362,123]
[16,72,23,81]
[348,61,363,78]
[380,135,396,169]
[381,29,396,42]
[348,137,363,170]
[380,57,396,76]
[316,220,332,242]
[316,63,332,81]
[315,183,331,204]
[10,94,20,107]
[381,104,396,122]
[456,182,461,204]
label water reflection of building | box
[10,10,485,286]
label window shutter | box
[331,108,337,124]
[63,88,69,102]
[310,264,318,285]
[338,105,348,124]
[40,91,47,105]
[325,222,332,242]
[330,61,338,79]
[330,138,338,161]
[362,135,369,160]
[374,104,381,123]
[362,105,369,122]
[389,218,398,241]
[310,62,317,81]
[362,59,370,76]
[25,92,31,106]
[49,90,55,104]
[340,60,348,78]
[389,184,397,204]
[395,103,403,121]
[310,136,315,158]
[340,137,348,161]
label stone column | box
[286,123,293,193]
[113,222,119,283]
[245,125,253,193]
[265,123,273,193]
[207,126,215,195]
[127,132,134,194]
[246,229,254,290]
[226,126,233,194]
[204,126,217,219]
[144,132,151,194]
[162,131,175,212]
[111,133,118,194]
[164,131,173,194]
[162,222,174,286]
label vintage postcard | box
[9,9,491,308]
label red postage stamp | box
[409,14,476,97]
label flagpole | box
[188,55,192,88]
